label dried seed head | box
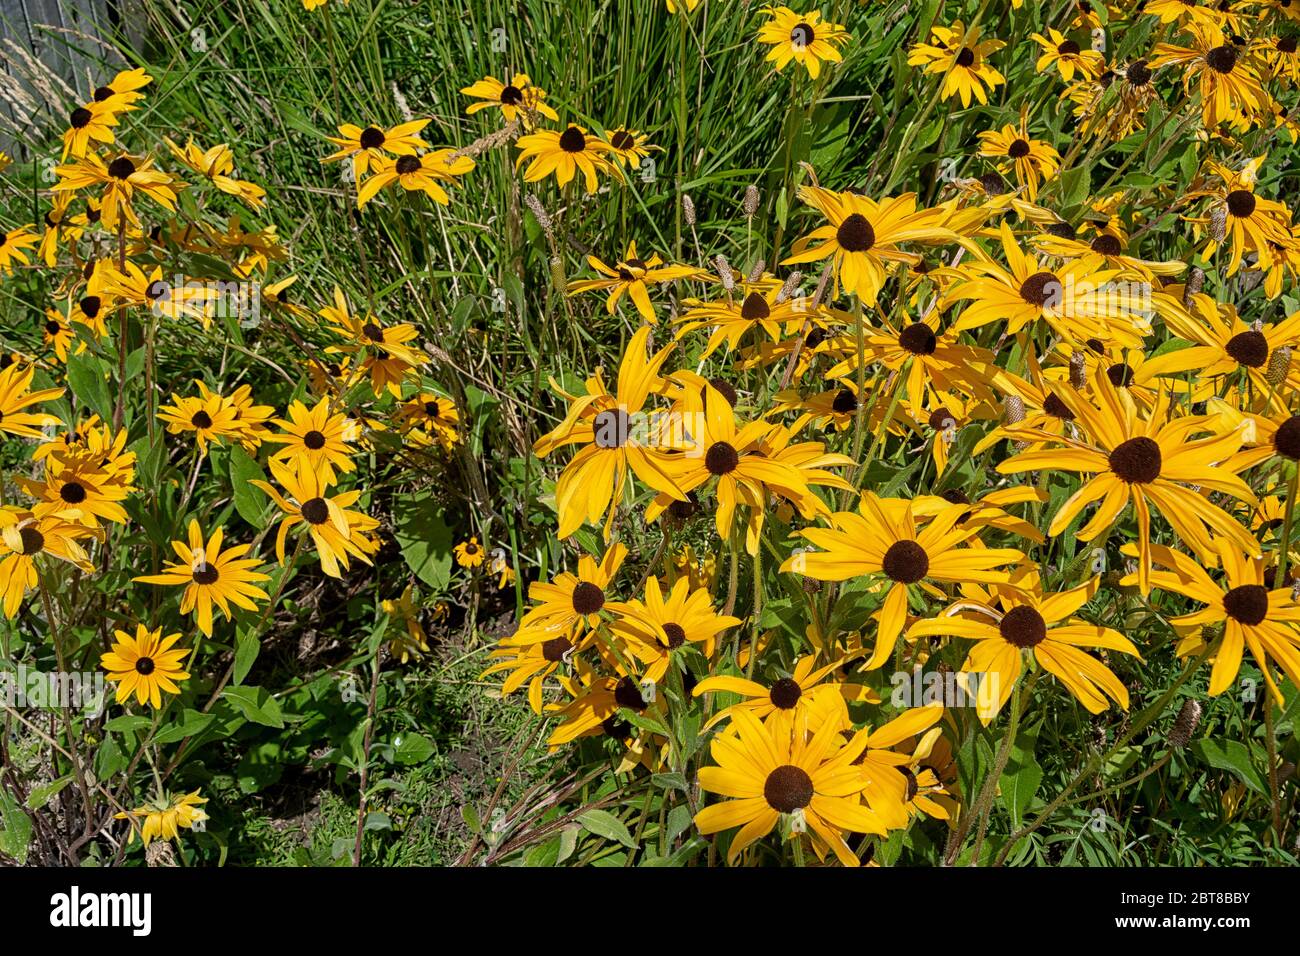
[714,254,734,291]
[744,184,760,219]
[682,192,697,227]
[1184,266,1205,304]
[1209,206,1228,243]
[1167,698,1203,750]
[1004,394,1026,425]
[746,259,766,283]
[549,255,567,293]
[778,271,803,303]
[525,194,554,239]
[391,83,414,123]
[1069,350,1087,389]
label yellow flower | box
[100,625,191,709]
[454,536,486,568]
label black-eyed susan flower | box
[265,397,356,485]
[397,393,460,450]
[252,460,379,578]
[116,790,207,847]
[1031,27,1106,82]
[977,115,1061,200]
[1150,24,1270,128]
[157,383,243,454]
[62,101,122,160]
[460,73,558,128]
[52,152,181,232]
[100,625,191,709]
[910,572,1140,721]
[454,536,486,568]
[783,494,1024,669]
[1124,541,1300,704]
[783,186,956,306]
[383,585,431,664]
[534,325,687,538]
[908,20,1006,107]
[602,128,659,169]
[567,241,702,322]
[0,223,38,273]
[165,137,266,208]
[322,119,431,179]
[0,363,63,439]
[607,576,741,682]
[694,654,851,732]
[998,369,1260,594]
[694,708,892,867]
[134,519,271,636]
[356,149,474,209]
[756,6,850,79]
[511,543,628,644]
[515,124,617,194]
[0,510,96,618]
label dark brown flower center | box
[831,388,858,414]
[359,127,385,149]
[610,130,636,150]
[1126,60,1152,86]
[59,481,87,504]
[836,213,875,252]
[741,291,771,321]
[303,429,327,450]
[191,410,213,429]
[1091,234,1122,255]
[1225,330,1269,368]
[80,295,101,318]
[955,48,975,67]
[559,126,586,153]
[790,23,816,47]
[1226,190,1257,218]
[1205,45,1237,74]
[301,497,330,525]
[1272,416,1300,459]
[980,172,1009,195]
[1057,40,1082,56]
[1043,392,1075,421]
[769,677,802,709]
[941,489,972,505]
[667,492,700,521]
[362,322,384,342]
[69,107,92,129]
[1106,362,1135,388]
[1019,271,1061,308]
[1279,37,1298,55]
[613,676,648,711]
[499,85,524,106]
[571,581,606,616]
[898,322,937,355]
[192,563,219,585]
[1000,605,1047,648]
[541,635,572,662]
[1108,436,1162,483]
[764,765,814,813]
[1007,138,1031,159]
[107,156,136,179]
[705,441,740,476]
[395,155,422,175]
[882,539,929,584]
[93,86,115,102]
[929,407,956,430]
[662,623,687,649]
[134,656,155,675]
[708,377,738,408]
[1222,584,1268,626]
[18,527,44,555]
[592,408,631,449]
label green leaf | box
[66,352,114,423]
[228,445,269,529]
[233,629,260,686]
[1190,738,1267,794]
[223,685,285,728]
[392,733,434,765]
[0,790,33,864]
[578,808,638,850]
[104,715,153,734]
[999,723,1043,827]
[26,775,73,811]
[154,708,216,744]
[392,489,453,592]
